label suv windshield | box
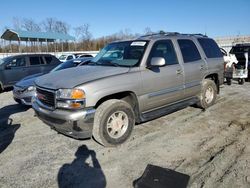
[0,57,11,65]
[91,41,148,67]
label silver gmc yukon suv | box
[32,32,224,146]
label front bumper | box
[13,88,35,106]
[32,100,96,139]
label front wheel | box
[197,79,217,109]
[92,99,135,147]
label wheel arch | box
[204,73,220,93]
[94,91,141,123]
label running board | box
[140,97,199,122]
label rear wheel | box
[197,79,217,109]
[92,99,135,147]
[238,78,245,85]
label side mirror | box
[150,57,166,67]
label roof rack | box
[138,32,207,38]
[139,32,180,38]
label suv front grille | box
[36,87,55,108]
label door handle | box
[176,69,183,75]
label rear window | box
[30,57,40,65]
[178,39,201,63]
[198,38,222,58]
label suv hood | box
[35,65,130,90]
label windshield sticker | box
[131,41,146,46]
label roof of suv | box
[137,32,208,41]
[8,54,55,59]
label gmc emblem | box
[37,93,46,101]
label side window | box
[198,38,223,58]
[8,58,26,67]
[178,39,201,63]
[149,40,178,65]
[67,55,73,60]
[45,56,53,64]
[29,57,41,66]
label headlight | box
[56,88,85,109]
[27,86,35,92]
[56,89,85,99]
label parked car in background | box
[13,57,92,105]
[76,54,93,58]
[58,54,76,62]
[229,44,250,82]
[0,54,60,92]
[32,32,224,147]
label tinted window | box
[178,39,201,63]
[30,57,40,65]
[198,38,222,58]
[45,56,53,64]
[149,40,178,65]
[8,57,26,67]
[67,55,73,60]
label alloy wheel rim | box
[205,86,214,104]
[106,111,129,139]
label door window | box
[45,56,53,64]
[30,57,41,65]
[198,38,222,58]
[149,40,179,65]
[178,39,201,63]
[67,55,73,60]
[8,58,26,67]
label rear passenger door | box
[28,56,45,75]
[177,39,206,98]
[141,40,184,111]
[197,38,224,82]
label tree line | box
[0,17,154,53]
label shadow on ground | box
[0,104,29,153]
[58,145,106,188]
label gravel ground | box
[0,82,250,188]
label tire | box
[92,99,135,147]
[226,78,232,85]
[238,78,245,85]
[197,79,217,109]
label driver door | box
[3,56,28,85]
[141,40,184,112]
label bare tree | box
[74,24,92,50]
[54,21,70,34]
[12,17,22,30]
[144,27,153,34]
[42,17,56,32]
[21,18,41,32]
[74,24,92,41]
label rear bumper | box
[32,100,95,139]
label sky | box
[1,0,250,38]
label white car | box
[58,54,76,62]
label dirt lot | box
[0,82,250,188]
